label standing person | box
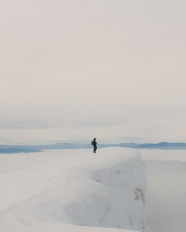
[91,138,97,153]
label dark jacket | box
[91,140,97,147]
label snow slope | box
[0,148,147,232]
[140,149,186,232]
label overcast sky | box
[0,0,186,144]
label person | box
[91,138,97,153]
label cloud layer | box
[0,0,186,143]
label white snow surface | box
[0,148,147,232]
[140,149,186,232]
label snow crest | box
[0,148,147,232]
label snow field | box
[140,149,186,232]
[0,148,146,232]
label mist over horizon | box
[1,0,186,144]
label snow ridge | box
[0,148,147,232]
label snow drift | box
[0,148,147,232]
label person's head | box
[94,138,96,141]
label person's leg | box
[94,146,96,153]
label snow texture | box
[140,149,186,232]
[0,148,147,232]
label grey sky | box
[0,0,186,144]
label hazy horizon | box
[1,0,186,144]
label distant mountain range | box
[1,142,186,153]
[103,142,186,150]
